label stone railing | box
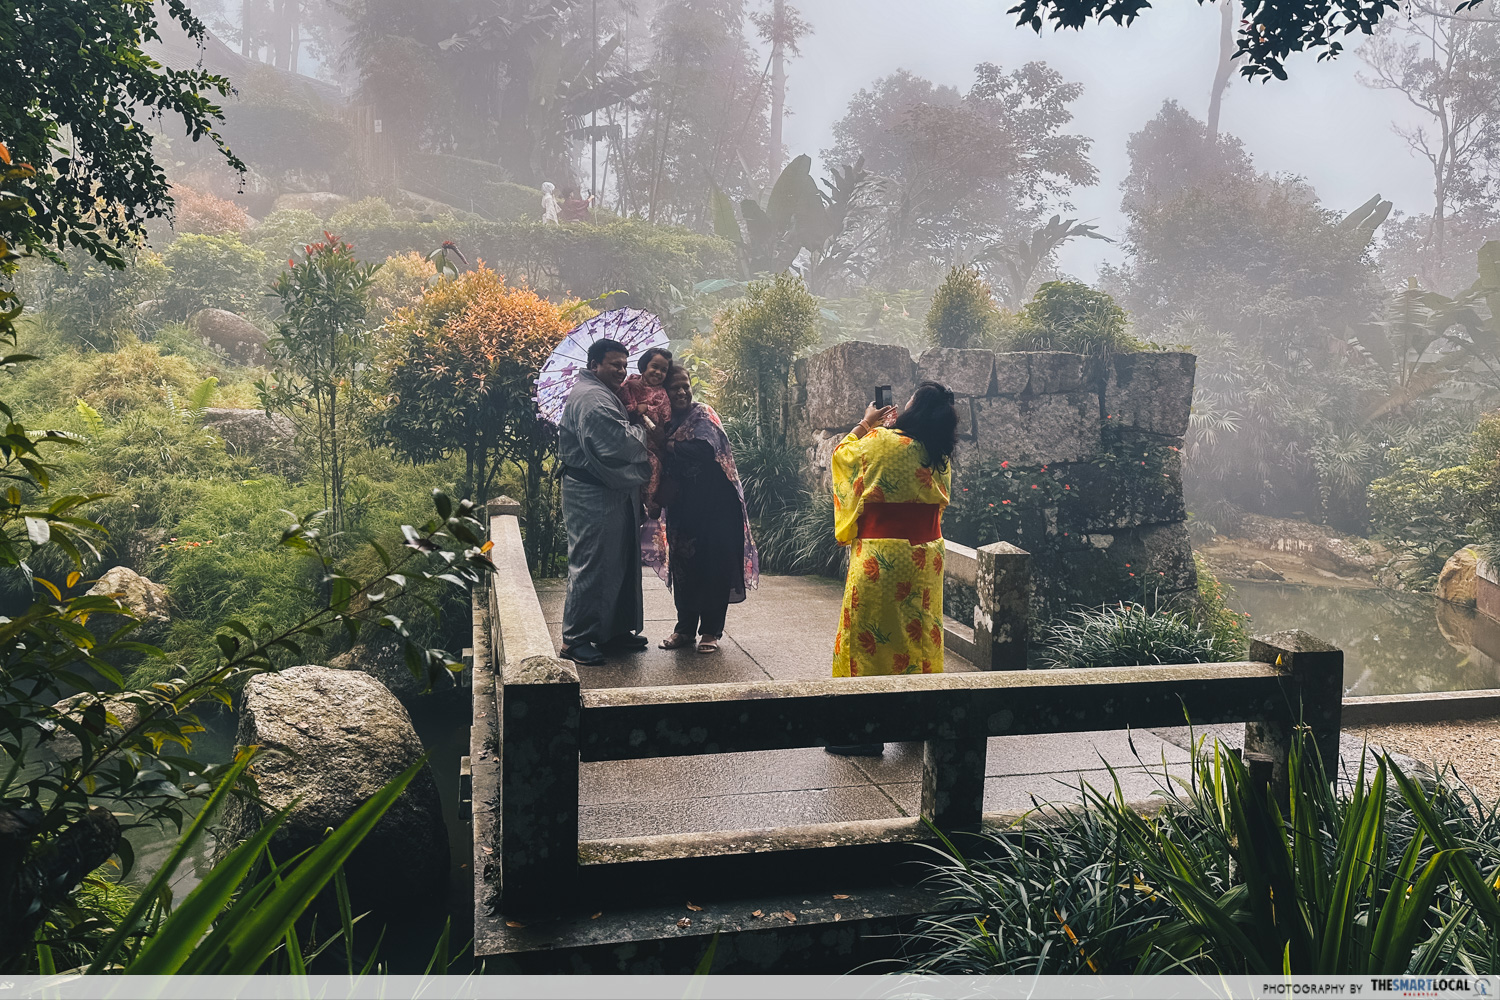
[472,499,1345,928]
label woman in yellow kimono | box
[829,382,958,755]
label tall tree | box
[1206,0,1237,137]
[625,0,770,226]
[2,0,243,267]
[1359,0,1500,290]
[825,63,1095,288]
[751,0,812,179]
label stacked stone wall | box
[789,341,1198,615]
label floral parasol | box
[533,308,669,424]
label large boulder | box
[969,393,1102,466]
[271,191,348,217]
[224,666,448,919]
[803,341,916,431]
[189,309,269,366]
[1305,536,1381,579]
[1436,546,1480,606]
[1104,352,1196,439]
[202,408,297,470]
[328,630,446,700]
[86,566,169,622]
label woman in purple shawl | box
[644,366,759,653]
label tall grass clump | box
[1036,601,1234,669]
[755,490,846,577]
[899,733,1500,974]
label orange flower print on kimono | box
[830,426,951,678]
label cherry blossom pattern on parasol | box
[533,308,670,424]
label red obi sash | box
[857,502,943,544]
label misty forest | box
[7,0,1500,980]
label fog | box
[781,0,1435,277]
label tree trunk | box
[0,807,120,959]
[1207,0,1236,138]
[769,0,786,179]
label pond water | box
[1225,581,1500,697]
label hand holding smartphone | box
[875,384,893,409]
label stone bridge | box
[461,496,1347,973]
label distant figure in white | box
[541,182,560,225]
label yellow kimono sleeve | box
[830,429,868,545]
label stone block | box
[916,348,995,397]
[1026,352,1086,394]
[970,393,1101,465]
[992,353,1030,395]
[1437,547,1480,606]
[225,666,447,920]
[1245,631,1344,794]
[500,654,581,913]
[972,542,1030,671]
[1053,445,1185,533]
[1050,521,1197,612]
[1104,352,1196,438]
[804,341,916,431]
[808,429,844,490]
[955,398,974,440]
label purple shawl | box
[640,403,760,593]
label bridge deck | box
[535,572,1219,840]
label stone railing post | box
[921,737,987,832]
[972,542,1030,671]
[1245,630,1344,794]
[499,653,580,913]
[487,494,522,528]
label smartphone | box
[875,384,893,409]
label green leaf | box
[208,757,426,974]
[87,748,260,973]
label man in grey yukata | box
[557,338,653,666]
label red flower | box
[922,588,931,610]
[851,588,860,612]
[842,606,852,629]
[929,623,942,646]
[906,619,924,643]
[869,485,886,503]
[921,659,933,674]
[934,552,944,574]
[863,556,880,581]
[834,632,842,655]
[1000,461,1009,468]
[893,653,911,672]
[859,631,878,656]
[911,549,927,570]
[895,582,912,602]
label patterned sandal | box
[696,635,721,654]
[659,632,693,650]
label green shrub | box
[901,734,1500,974]
[925,265,1001,349]
[726,422,807,517]
[709,273,820,442]
[1368,460,1496,588]
[18,247,168,348]
[1193,553,1251,657]
[159,233,270,320]
[329,196,397,232]
[249,209,325,264]
[1001,280,1144,355]
[1035,600,1234,669]
[755,491,846,577]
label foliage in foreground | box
[900,734,1500,974]
[755,490,846,578]
[1035,600,1241,669]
